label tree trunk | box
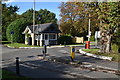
[99,30,111,53]
[105,32,111,53]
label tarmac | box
[2,55,120,79]
[2,44,120,79]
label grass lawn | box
[82,48,120,62]
[1,68,33,80]
[4,43,42,48]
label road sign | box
[95,31,101,39]
[72,47,75,52]
[11,31,14,34]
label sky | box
[3,0,118,20]
[5,2,62,20]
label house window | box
[49,34,56,39]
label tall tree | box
[21,9,57,24]
[2,3,20,40]
[59,2,86,36]
[59,2,99,37]
[95,2,119,53]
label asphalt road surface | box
[2,45,85,62]
[2,44,119,79]
[1,45,86,78]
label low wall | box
[72,37,84,43]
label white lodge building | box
[23,23,61,46]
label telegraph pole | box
[88,14,91,41]
[32,0,35,45]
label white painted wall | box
[25,34,28,44]
[31,33,35,45]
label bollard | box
[16,57,20,75]
[70,56,74,62]
[70,46,75,62]
[43,50,46,59]
[64,42,66,47]
[44,45,47,53]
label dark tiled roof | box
[28,23,61,34]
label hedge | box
[58,35,72,45]
[6,18,32,43]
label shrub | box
[6,18,32,43]
[112,27,120,53]
[58,35,72,45]
[90,36,95,41]
[112,44,119,53]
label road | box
[1,45,119,79]
[1,45,85,78]
[2,45,84,61]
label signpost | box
[11,30,14,43]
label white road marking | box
[58,50,68,54]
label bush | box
[112,44,119,53]
[112,27,120,53]
[6,18,32,43]
[90,36,95,41]
[58,35,72,45]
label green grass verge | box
[0,41,11,44]
[1,69,33,79]
[4,42,85,48]
[4,43,42,48]
[82,49,120,62]
[0,41,11,42]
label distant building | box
[23,23,61,46]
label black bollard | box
[70,56,74,62]
[64,42,66,47]
[16,57,20,75]
[44,45,47,53]
[43,50,45,59]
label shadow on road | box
[3,58,91,79]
